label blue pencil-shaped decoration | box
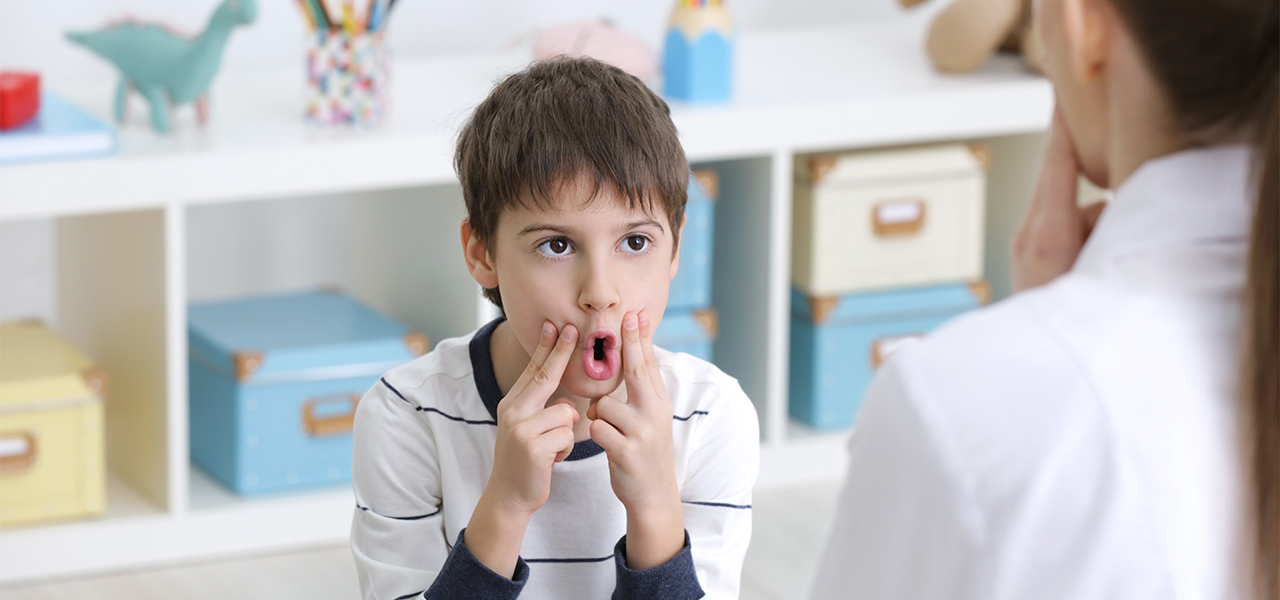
[663,0,733,103]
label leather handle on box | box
[303,394,360,437]
[810,157,837,184]
[404,332,430,357]
[809,296,840,325]
[872,198,928,237]
[968,280,992,305]
[81,368,108,399]
[870,334,924,369]
[692,309,719,338]
[0,431,38,475]
[693,169,719,201]
[233,352,264,382]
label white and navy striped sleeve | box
[672,373,760,600]
[352,375,531,600]
[350,375,454,599]
[612,530,703,599]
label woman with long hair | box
[810,0,1277,597]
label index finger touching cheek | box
[637,311,662,386]
[528,324,577,396]
[508,320,558,399]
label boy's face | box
[480,177,680,399]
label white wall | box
[1,0,901,91]
[0,219,57,324]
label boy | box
[351,57,758,600]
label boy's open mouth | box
[583,329,620,381]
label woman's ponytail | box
[1245,83,1278,600]
[1104,0,1276,594]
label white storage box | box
[792,144,987,296]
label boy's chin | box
[560,368,623,400]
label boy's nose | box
[577,261,620,314]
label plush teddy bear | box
[900,0,1043,74]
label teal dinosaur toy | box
[66,0,257,132]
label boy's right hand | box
[489,320,580,513]
[465,321,579,578]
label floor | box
[1,480,844,600]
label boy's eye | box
[537,238,573,257]
[620,235,649,254]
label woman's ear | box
[461,218,499,289]
[1060,0,1110,84]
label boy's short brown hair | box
[455,56,689,311]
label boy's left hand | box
[588,310,685,570]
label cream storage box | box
[0,322,106,527]
[792,144,987,296]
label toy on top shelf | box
[663,0,733,103]
[0,92,117,165]
[65,0,258,133]
[899,0,1042,74]
[533,20,659,82]
[0,72,40,131]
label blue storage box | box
[663,3,733,103]
[654,308,718,362]
[789,282,987,430]
[669,170,717,311]
[188,290,428,495]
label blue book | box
[0,93,117,165]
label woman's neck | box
[1103,31,1189,188]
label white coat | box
[810,145,1253,600]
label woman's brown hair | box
[1104,0,1278,595]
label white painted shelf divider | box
[0,16,1051,584]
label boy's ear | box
[461,218,500,289]
[669,213,686,282]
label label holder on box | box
[872,198,928,237]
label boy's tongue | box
[583,337,619,381]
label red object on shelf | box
[0,72,41,131]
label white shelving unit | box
[0,17,1052,584]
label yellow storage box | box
[0,322,106,527]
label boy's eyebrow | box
[518,224,575,237]
[622,219,666,233]
[517,219,666,237]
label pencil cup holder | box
[663,1,733,103]
[306,31,388,126]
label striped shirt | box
[351,318,759,599]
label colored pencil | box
[342,0,357,34]
[294,0,316,30]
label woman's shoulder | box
[875,276,1114,493]
[896,274,1110,395]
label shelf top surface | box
[0,16,1052,221]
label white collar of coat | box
[1073,144,1254,275]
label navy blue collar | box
[470,317,604,461]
